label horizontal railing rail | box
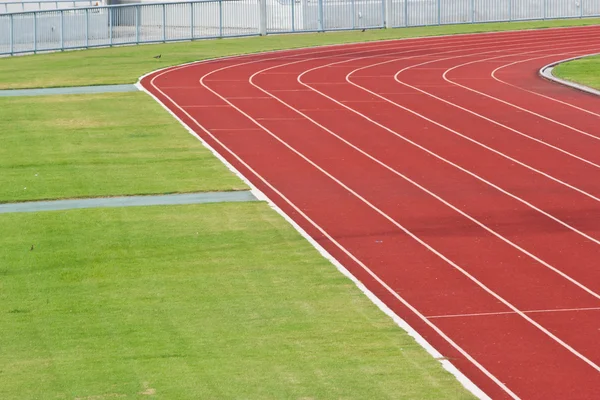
[1,0,100,14]
[1,0,598,56]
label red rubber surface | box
[141,26,600,399]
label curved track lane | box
[141,26,600,399]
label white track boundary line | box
[140,79,499,400]
[138,42,500,400]
[134,27,600,400]
[427,306,600,320]
[198,50,600,384]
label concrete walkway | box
[0,84,139,97]
[0,191,258,214]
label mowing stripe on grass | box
[0,84,138,97]
[0,190,257,213]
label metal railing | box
[0,0,99,14]
[1,0,599,56]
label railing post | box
[85,7,89,48]
[108,8,112,46]
[380,0,385,27]
[351,0,355,29]
[190,2,194,39]
[580,0,584,18]
[33,11,37,53]
[162,3,166,42]
[404,0,408,27]
[135,5,140,43]
[317,0,323,31]
[385,0,391,28]
[508,0,512,22]
[471,0,475,23]
[9,13,14,55]
[60,9,64,50]
[218,0,223,37]
[543,0,547,19]
[258,0,267,36]
[291,0,295,32]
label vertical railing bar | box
[471,0,475,22]
[509,0,512,22]
[219,0,222,37]
[9,13,14,55]
[135,5,139,43]
[437,0,440,25]
[85,7,89,48]
[381,0,385,27]
[162,3,166,42]
[404,0,408,27]
[108,7,112,46]
[291,0,295,32]
[190,1,193,39]
[60,9,64,50]
[33,11,37,53]
[351,0,355,29]
[317,0,323,31]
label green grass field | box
[0,92,245,203]
[0,18,599,89]
[0,203,474,399]
[553,54,600,90]
[3,17,600,400]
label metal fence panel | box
[474,0,510,22]
[221,0,259,36]
[407,0,438,26]
[2,0,599,56]
[582,0,600,17]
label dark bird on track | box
[30,245,34,251]
[153,54,161,59]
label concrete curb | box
[0,84,139,97]
[539,54,600,97]
[0,191,258,214]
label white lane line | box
[427,306,600,320]
[341,47,600,249]
[443,50,600,143]
[202,45,600,383]
[497,53,600,118]
[198,57,524,400]
[250,44,600,308]
[392,44,600,170]
[289,36,600,256]
[144,41,509,400]
[143,29,600,399]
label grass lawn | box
[553,54,600,90]
[0,202,474,399]
[0,92,245,203]
[0,18,599,89]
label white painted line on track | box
[427,306,600,320]
[200,41,600,384]
[444,51,600,141]
[138,27,600,399]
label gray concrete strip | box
[0,84,139,97]
[0,191,258,214]
[539,54,600,97]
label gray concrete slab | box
[0,84,139,97]
[0,191,258,214]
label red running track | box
[141,26,600,399]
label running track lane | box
[141,26,600,399]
